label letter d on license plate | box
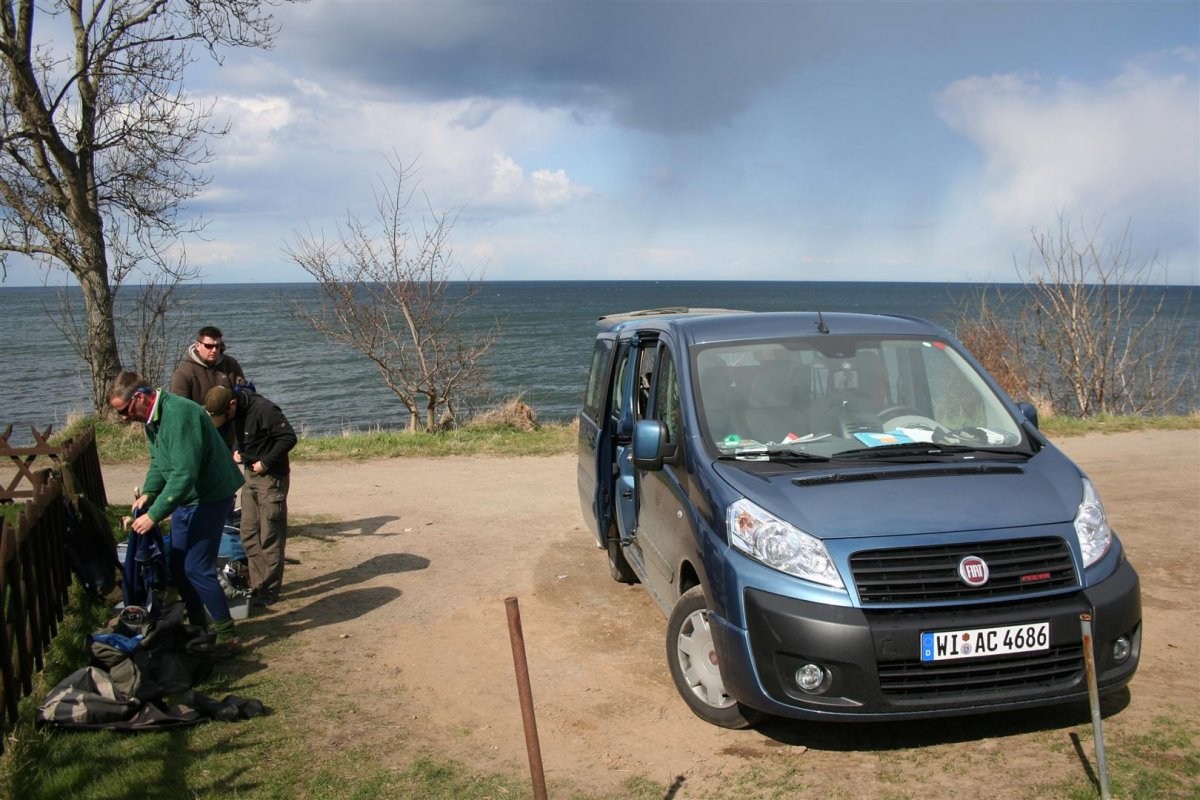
[920,621,1050,662]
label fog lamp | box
[1112,636,1132,664]
[795,663,826,693]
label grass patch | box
[84,416,153,464]
[1,504,21,527]
[1039,413,1200,438]
[291,420,578,460]
[1053,714,1200,800]
[70,412,1200,466]
[74,415,578,464]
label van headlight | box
[728,498,844,589]
[1075,478,1112,568]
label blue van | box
[577,308,1141,728]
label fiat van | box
[576,308,1141,728]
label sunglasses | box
[197,340,222,351]
[115,393,140,419]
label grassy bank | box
[72,412,1200,465]
[82,416,579,463]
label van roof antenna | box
[816,311,829,334]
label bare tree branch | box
[0,0,294,410]
[287,157,501,433]
[956,215,1194,417]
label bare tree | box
[117,259,196,385]
[0,0,291,411]
[951,290,1032,404]
[958,216,1194,417]
[47,258,196,390]
[1017,217,1196,416]
[287,160,500,433]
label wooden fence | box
[0,425,108,754]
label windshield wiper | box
[718,446,830,462]
[762,447,831,461]
[831,443,999,460]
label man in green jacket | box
[108,371,246,654]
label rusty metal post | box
[1080,613,1112,800]
[506,596,548,800]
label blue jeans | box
[170,497,235,626]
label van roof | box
[596,309,947,343]
[595,307,749,330]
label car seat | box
[825,351,890,436]
[744,370,806,443]
[700,365,744,442]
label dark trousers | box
[240,471,290,598]
[169,496,235,626]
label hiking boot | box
[213,636,243,658]
[250,588,278,608]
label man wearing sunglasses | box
[170,325,246,405]
[108,371,247,655]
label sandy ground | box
[99,429,1200,799]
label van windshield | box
[693,336,1026,458]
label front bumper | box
[709,558,1141,721]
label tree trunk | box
[76,265,122,412]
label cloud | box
[489,154,525,197]
[932,50,1199,278]
[486,153,594,213]
[204,76,593,213]
[277,1,828,133]
[160,61,598,282]
[531,167,593,209]
[452,99,504,131]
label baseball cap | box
[204,386,234,424]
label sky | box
[3,0,1199,286]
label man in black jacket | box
[205,386,297,606]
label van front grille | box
[850,537,1077,604]
[877,644,1084,698]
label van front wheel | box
[666,586,764,729]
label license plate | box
[920,621,1050,662]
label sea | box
[1,280,1196,443]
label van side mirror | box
[632,420,666,471]
[1016,401,1040,429]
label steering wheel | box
[878,405,940,430]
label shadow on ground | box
[283,552,430,602]
[234,550,429,646]
[292,515,403,541]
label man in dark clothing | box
[205,385,297,606]
[171,325,246,404]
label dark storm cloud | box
[280,1,842,133]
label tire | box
[607,536,639,584]
[666,586,765,729]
